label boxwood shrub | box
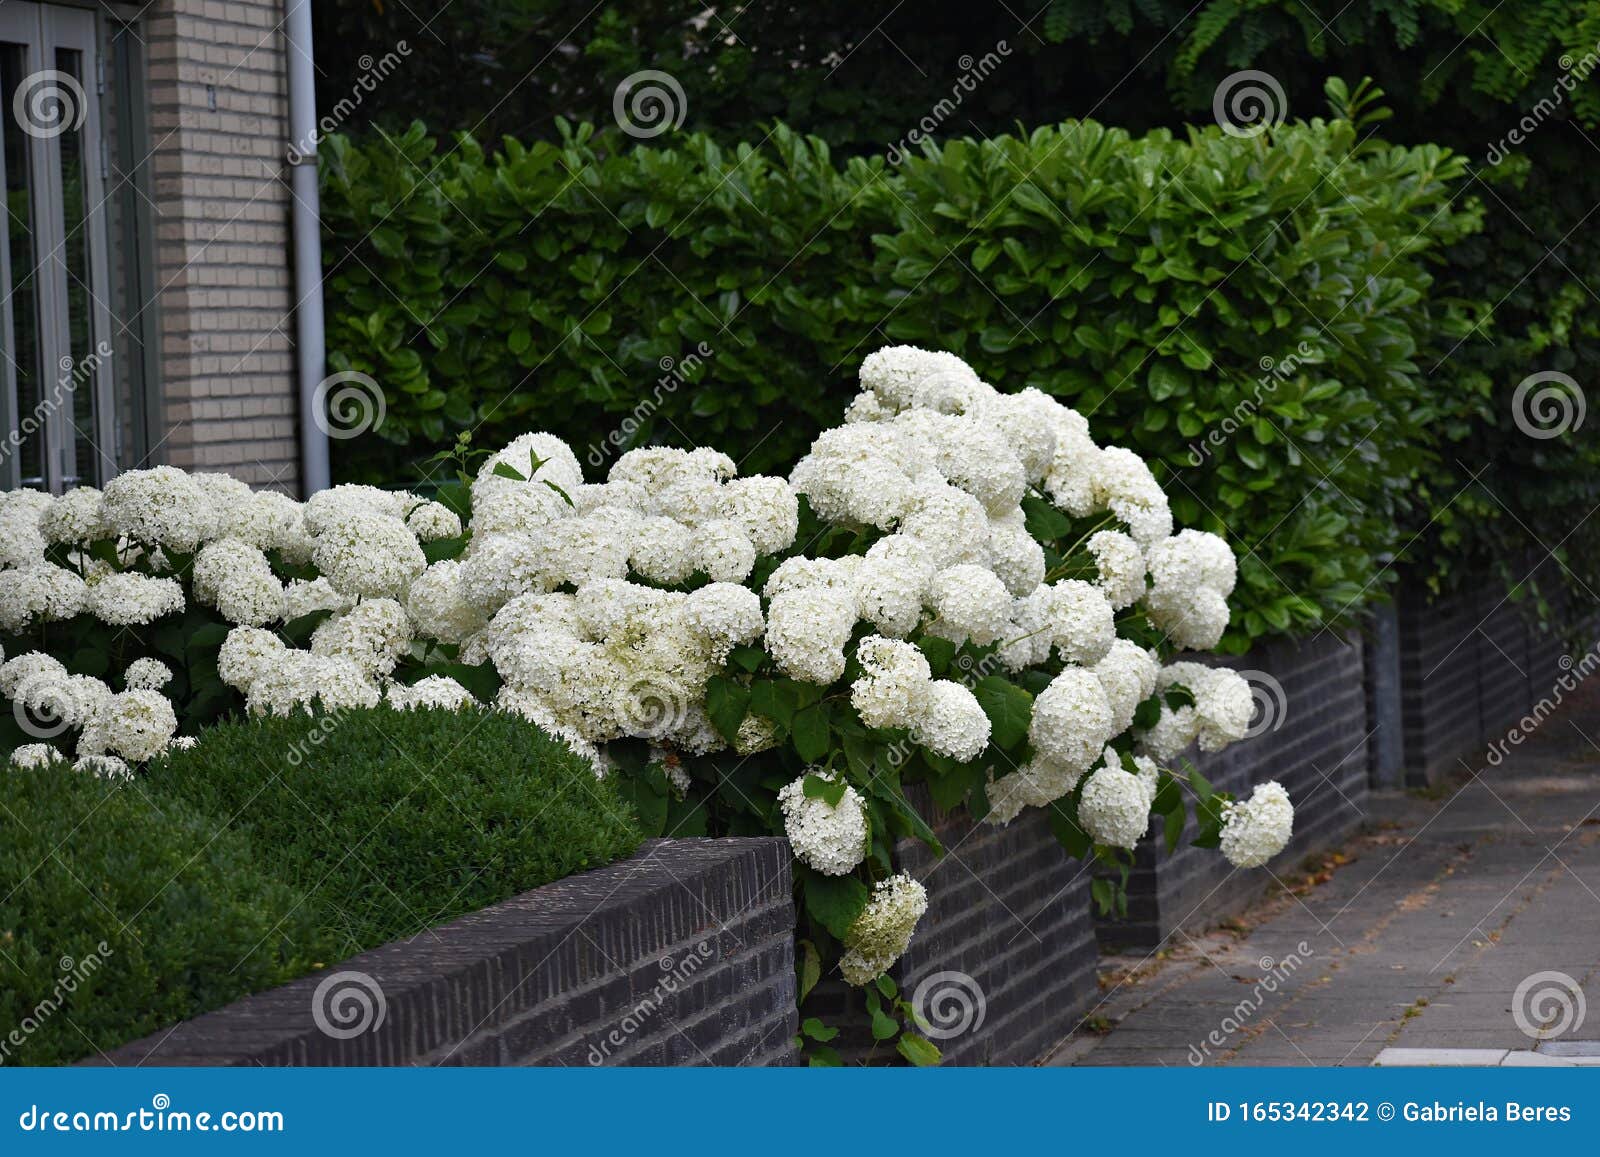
[0,708,643,1064]
[321,108,1481,647]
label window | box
[0,0,119,493]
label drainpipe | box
[286,0,331,495]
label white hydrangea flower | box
[0,565,87,632]
[1045,579,1116,665]
[39,487,107,546]
[777,770,869,877]
[986,509,1046,597]
[222,489,311,563]
[0,651,68,699]
[311,599,413,678]
[899,484,990,568]
[1190,666,1254,753]
[283,576,355,622]
[404,560,486,644]
[74,754,132,782]
[1092,639,1160,733]
[683,582,765,659]
[927,563,1011,646]
[245,652,379,716]
[1220,782,1294,868]
[840,872,928,986]
[765,587,857,685]
[388,675,476,711]
[1146,529,1237,598]
[10,743,65,770]
[1030,668,1114,772]
[1146,583,1230,650]
[690,519,757,583]
[192,538,284,626]
[459,533,545,614]
[469,483,571,537]
[1086,530,1146,610]
[986,756,1084,825]
[85,572,184,626]
[217,626,287,693]
[1137,703,1199,762]
[1042,405,1099,517]
[911,679,991,760]
[858,345,980,411]
[96,689,178,763]
[734,713,779,754]
[720,476,799,555]
[405,500,463,541]
[1078,765,1150,849]
[850,635,933,729]
[312,510,426,600]
[974,387,1058,482]
[100,466,217,552]
[123,658,173,692]
[1092,446,1173,547]
[476,432,583,496]
[628,516,696,584]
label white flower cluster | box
[840,873,929,986]
[0,648,181,771]
[1219,781,1294,867]
[777,770,869,876]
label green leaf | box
[916,636,958,677]
[1021,494,1072,541]
[798,939,822,1004]
[704,676,750,745]
[807,1045,843,1067]
[897,1033,942,1066]
[802,871,869,940]
[875,974,898,999]
[1163,806,1185,854]
[792,703,831,763]
[728,645,765,673]
[800,1016,839,1043]
[973,676,1033,750]
[802,773,847,808]
[870,1008,899,1041]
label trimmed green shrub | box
[0,768,327,1065]
[321,108,1481,648]
[0,708,643,1063]
[145,707,644,957]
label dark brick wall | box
[1097,630,1372,949]
[809,798,1100,1065]
[100,839,799,1067]
[1397,557,1599,785]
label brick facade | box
[143,0,299,491]
[101,839,800,1067]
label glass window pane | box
[0,42,46,488]
[55,45,101,488]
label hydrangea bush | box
[0,345,1293,1064]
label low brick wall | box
[101,839,798,1067]
[1396,557,1597,785]
[1096,630,1372,949]
[813,799,1100,1065]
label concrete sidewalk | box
[1047,676,1600,1066]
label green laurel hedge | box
[320,105,1482,649]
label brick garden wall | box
[102,839,798,1067]
[144,0,300,491]
[1096,630,1372,949]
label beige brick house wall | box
[143,0,300,492]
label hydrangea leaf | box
[973,675,1033,751]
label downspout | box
[286,0,331,495]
